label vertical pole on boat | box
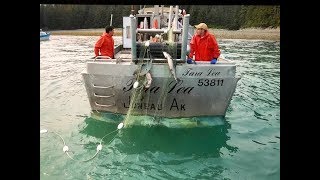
[168,6,173,29]
[154,5,159,15]
[130,14,137,61]
[131,5,136,15]
[110,14,113,26]
[167,6,174,42]
[174,5,179,30]
[161,5,164,16]
[181,14,190,61]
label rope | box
[123,44,155,127]
[41,126,122,162]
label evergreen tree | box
[40,5,280,30]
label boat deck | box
[115,49,132,59]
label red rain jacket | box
[189,31,220,61]
[94,32,114,58]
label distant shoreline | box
[50,28,280,41]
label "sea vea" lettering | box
[181,68,221,77]
[123,79,194,94]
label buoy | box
[153,19,159,29]
[63,145,69,152]
[97,144,102,151]
[133,81,139,88]
[145,72,152,89]
[117,122,124,129]
[143,17,148,29]
[145,40,150,47]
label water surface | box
[40,35,280,179]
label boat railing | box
[91,57,185,64]
[114,44,123,54]
[136,28,181,34]
[94,56,112,60]
[90,57,233,65]
[177,21,193,39]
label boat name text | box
[123,79,194,94]
[182,68,221,77]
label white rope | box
[40,122,124,162]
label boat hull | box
[82,61,240,117]
[40,33,50,41]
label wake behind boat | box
[81,5,241,118]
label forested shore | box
[40,5,280,31]
[50,27,280,41]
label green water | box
[40,36,280,179]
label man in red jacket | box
[188,23,220,64]
[94,26,115,59]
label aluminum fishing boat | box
[82,5,240,118]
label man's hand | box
[187,58,196,64]
[210,58,217,64]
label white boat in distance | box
[40,29,50,41]
[82,5,241,118]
